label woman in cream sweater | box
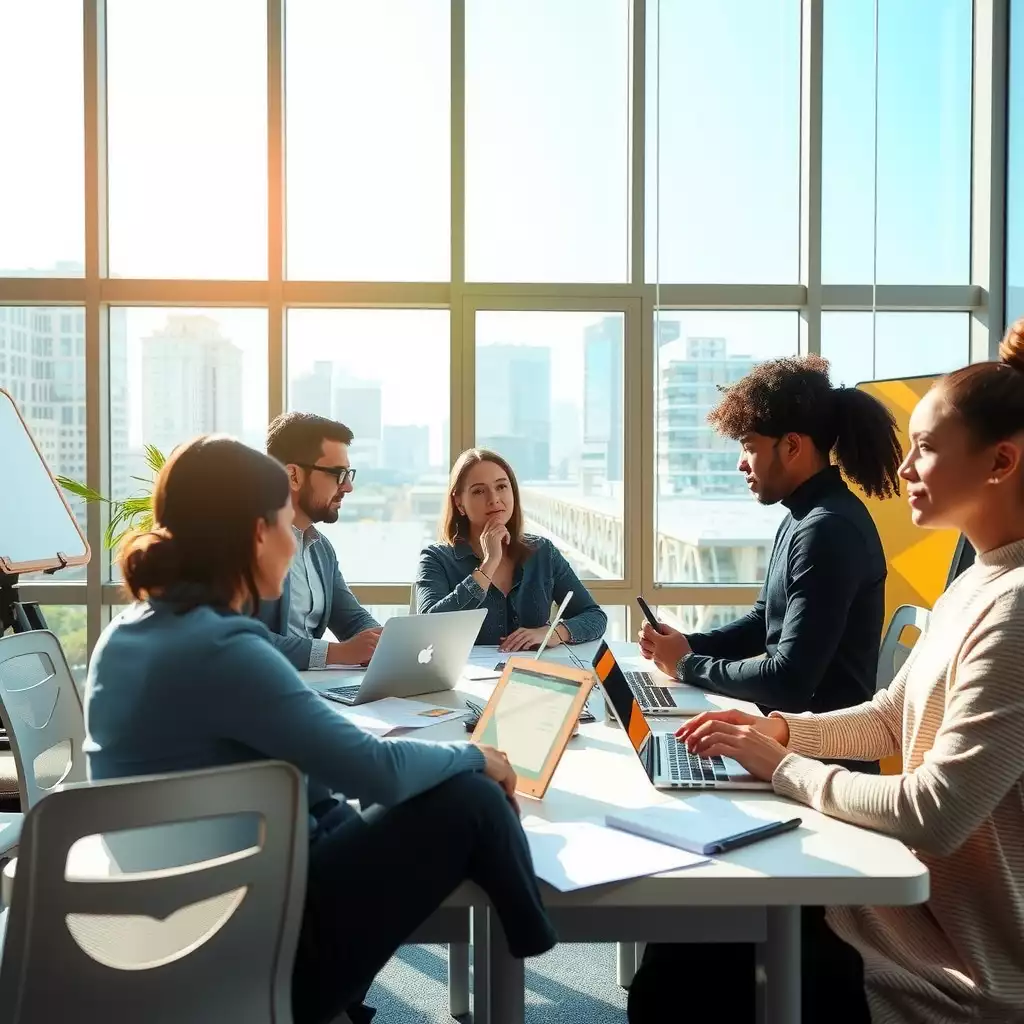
[630,321,1024,1024]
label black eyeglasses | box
[297,463,356,486]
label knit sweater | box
[772,539,1024,1023]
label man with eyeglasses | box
[262,411,382,671]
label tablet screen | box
[476,666,581,780]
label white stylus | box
[534,590,574,660]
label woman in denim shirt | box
[416,448,607,651]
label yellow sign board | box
[853,376,961,618]
[853,375,960,773]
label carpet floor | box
[367,943,628,1023]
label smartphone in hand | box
[636,596,666,634]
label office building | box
[0,304,129,529]
[476,344,551,481]
[335,381,383,468]
[657,336,755,497]
[382,423,430,477]
[141,315,243,458]
[290,360,333,418]
[550,399,582,481]
[582,316,623,488]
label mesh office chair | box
[0,629,86,858]
[0,761,307,1024]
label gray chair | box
[0,760,307,1024]
[876,605,931,692]
[0,629,87,858]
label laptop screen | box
[592,643,652,756]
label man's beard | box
[298,483,340,524]
[753,444,786,506]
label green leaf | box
[144,444,167,475]
[120,496,153,517]
[56,476,109,504]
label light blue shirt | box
[287,524,330,670]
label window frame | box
[0,0,1009,654]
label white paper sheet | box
[331,697,469,735]
[521,816,708,892]
[468,645,502,666]
[323,705,391,736]
[461,663,503,681]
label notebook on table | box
[606,795,801,856]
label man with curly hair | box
[640,354,901,722]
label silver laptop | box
[319,609,487,706]
[592,642,770,790]
[599,645,695,716]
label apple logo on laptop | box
[417,645,434,665]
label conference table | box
[302,641,929,1024]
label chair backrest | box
[876,604,931,693]
[0,760,308,1024]
[0,629,87,807]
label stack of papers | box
[328,697,469,737]
[521,816,707,892]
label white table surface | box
[302,640,929,1024]
[302,640,927,908]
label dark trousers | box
[628,907,870,1024]
[291,771,557,1024]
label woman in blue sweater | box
[85,435,556,1024]
[416,448,607,650]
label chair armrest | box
[2,857,16,909]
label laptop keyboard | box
[320,685,361,706]
[624,670,677,710]
[655,734,729,786]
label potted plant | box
[57,444,167,550]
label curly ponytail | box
[831,387,902,499]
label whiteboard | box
[0,388,90,575]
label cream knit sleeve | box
[772,591,1024,857]
[771,651,910,761]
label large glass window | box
[0,2,1001,671]
[1007,0,1024,327]
[0,2,83,276]
[822,312,970,386]
[654,312,797,584]
[287,310,450,585]
[286,1,450,281]
[106,0,267,278]
[474,310,625,580]
[646,1,800,284]
[0,306,87,580]
[38,606,89,685]
[466,1,630,283]
[821,0,972,285]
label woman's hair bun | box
[120,528,179,599]
[998,317,1024,375]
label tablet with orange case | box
[470,657,594,798]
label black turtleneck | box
[679,466,887,718]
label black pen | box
[705,817,801,855]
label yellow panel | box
[853,375,960,773]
